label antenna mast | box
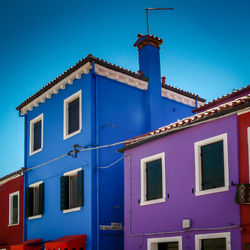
[146,8,174,35]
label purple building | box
[119,88,250,250]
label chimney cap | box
[134,34,163,50]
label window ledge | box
[140,197,166,206]
[28,215,42,220]
[195,186,229,196]
[29,147,43,156]
[8,223,19,227]
[63,207,81,214]
[63,129,81,140]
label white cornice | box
[162,88,196,107]
[20,62,92,114]
[0,172,23,186]
[94,64,148,90]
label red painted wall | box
[238,111,250,249]
[0,175,23,249]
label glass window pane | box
[146,159,162,201]
[33,120,41,151]
[68,98,79,134]
[33,187,40,216]
[12,195,18,224]
[201,238,226,250]
[201,140,224,190]
[69,175,78,208]
[158,242,178,250]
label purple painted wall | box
[123,114,241,249]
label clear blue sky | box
[0,0,249,177]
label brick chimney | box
[134,34,163,130]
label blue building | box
[16,34,205,250]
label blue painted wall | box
[23,39,200,250]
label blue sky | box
[0,0,249,177]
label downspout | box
[92,62,100,250]
[19,110,27,242]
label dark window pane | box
[69,175,78,208]
[68,98,79,134]
[33,187,40,216]
[201,238,226,250]
[12,195,18,224]
[158,242,178,250]
[146,159,162,201]
[201,140,225,190]
[33,120,41,151]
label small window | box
[60,168,84,213]
[9,191,19,226]
[195,232,230,250]
[25,181,44,219]
[29,114,43,156]
[140,152,166,206]
[194,134,229,196]
[147,236,182,250]
[64,90,82,140]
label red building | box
[238,110,250,249]
[0,169,24,250]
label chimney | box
[134,34,163,130]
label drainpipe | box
[19,110,27,242]
[92,62,100,250]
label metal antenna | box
[146,8,174,35]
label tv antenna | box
[146,8,174,34]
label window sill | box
[195,186,229,196]
[140,197,166,206]
[63,129,81,140]
[8,223,19,227]
[28,214,42,220]
[29,147,43,156]
[63,207,81,214]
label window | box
[29,114,43,156]
[64,90,82,140]
[195,232,231,250]
[9,191,19,226]
[25,181,44,219]
[194,133,229,196]
[140,152,166,206]
[147,236,182,250]
[60,168,84,213]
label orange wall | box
[238,111,250,248]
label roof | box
[134,34,163,50]
[119,94,250,152]
[16,54,148,111]
[193,84,250,113]
[162,83,206,102]
[0,168,24,184]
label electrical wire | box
[96,156,124,169]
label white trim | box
[147,236,182,250]
[63,90,82,140]
[94,64,148,90]
[161,88,196,107]
[0,172,23,186]
[195,232,231,250]
[63,206,81,214]
[29,113,44,156]
[237,108,250,115]
[20,62,92,114]
[194,133,229,196]
[63,167,82,176]
[9,191,19,226]
[140,152,166,206]
[248,127,250,184]
[28,214,42,220]
[29,180,43,188]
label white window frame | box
[63,167,82,213]
[28,181,43,220]
[194,133,229,196]
[195,232,231,250]
[140,152,166,206]
[29,113,44,156]
[147,236,182,250]
[9,191,19,226]
[247,127,250,183]
[63,90,82,140]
